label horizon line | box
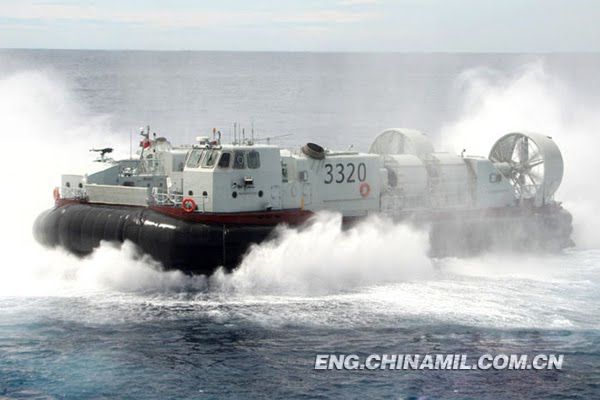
[2,47,600,55]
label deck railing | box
[59,187,86,200]
[150,188,210,212]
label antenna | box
[252,121,255,141]
[129,128,133,159]
[242,128,245,143]
[139,125,147,157]
[253,133,294,144]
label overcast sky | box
[1,0,599,51]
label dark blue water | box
[0,50,599,399]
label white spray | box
[211,212,433,296]
[440,61,600,248]
[0,70,206,296]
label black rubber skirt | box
[33,203,273,274]
[33,203,574,275]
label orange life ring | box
[53,187,60,201]
[360,182,370,198]
[182,198,196,213]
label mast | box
[129,128,132,160]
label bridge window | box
[218,152,231,168]
[282,164,288,182]
[248,151,260,169]
[186,149,204,168]
[202,150,220,168]
[233,151,245,169]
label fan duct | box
[369,128,434,159]
[489,132,563,205]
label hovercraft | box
[33,127,573,274]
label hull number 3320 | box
[324,163,367,184]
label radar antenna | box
[90,147,113,162]
[253,133,293,145]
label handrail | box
[150,188,210,212]
[59,187,86,200]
